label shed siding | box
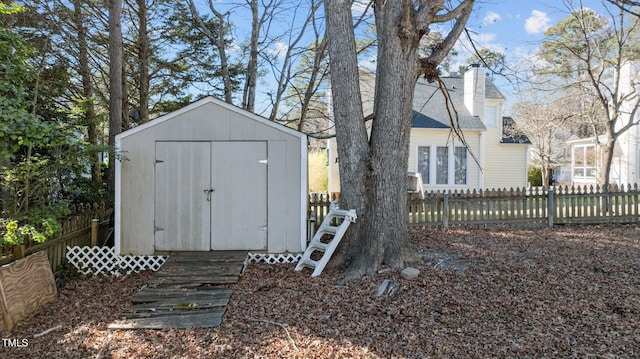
[117,99,305,255]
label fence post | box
[91,219,99,246]
[547,188,555,227]
[306,210,316,246]
[442,193,449,229]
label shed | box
[114,97,308,255]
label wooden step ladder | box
[295,202,357,277]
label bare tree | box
[326,0,474,278]
[188,0,235,104]
[511,95,575,186]
[266,1,322,121]
[538,1,640,188]
[606,0,640,16]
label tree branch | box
[243,317,299,352]
[418,0,473,81]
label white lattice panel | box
[246,252,301,264]
[67,247,301,276]
[66,246,166,275]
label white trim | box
[478,131,484,189]
[567,135,608,145]
[114,137,121,256]
[300,138,308,252]
[415,144,429,184]
[115,96,306,142]
[416,143,473,188]
[454,146,469,185]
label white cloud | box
[483,11,501,26]
[352,0,372,16]
[525,10,551,34]
[271,41,289,58]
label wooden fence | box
[309,185,640,229]
[0,203,112,272]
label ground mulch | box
[1,225,639,358]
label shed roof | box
[116,96,307,141]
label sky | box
[456,0,611,112]
[210,0,614,115]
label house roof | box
[412,77,489,130]
[485,79,506,100]
[501,117,531,144]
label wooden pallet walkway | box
[108,251,247,329]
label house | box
[568,132,639,187]
[114,96,308,256]
[568,62,640,187]
[327,65,530,194]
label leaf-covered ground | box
[2,226,639,358]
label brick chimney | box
[464,64,485,118]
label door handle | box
[204,188,215,201]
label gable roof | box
[116,96,307,141]
[412,77,489,130]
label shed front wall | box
[118,102,305,255]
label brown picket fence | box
[309,184,640,229]
[0,203,112,272]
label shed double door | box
[154,141,267,251]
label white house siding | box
[328,129,485,193]
[407,129,481,191]
[614,62,640,186]
[116,98,306,255]
[327,67,529,194]
[570,134,637,188]
[617,124,640,185]
[482,128,528,190]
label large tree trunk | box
[122,59,130,129]
[599,131,616,190]
[325,0,369,268]
[213,10,233,104]
[342,0,421,277]
[326,0,474,279]
[108,0,123,205]
[74,0,101,184]
[187,0,233,104]
[137,0,150,123]
[242,0,259,112]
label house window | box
[418,145,468,185]
[417,146,430,185]
[573,145,597,178]
[484,106,497,128]
[455,147,467,184]
[436,147,448,184]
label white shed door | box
[210,141,267,250]
[154,141,267,252]
[154,141,211,251]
